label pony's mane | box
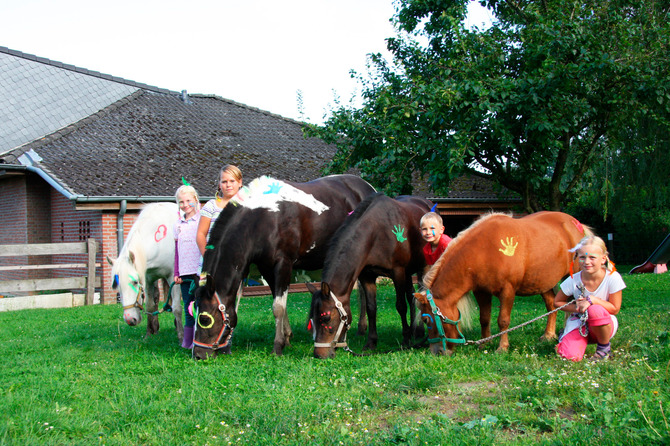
[423,212,512,288]
[201,201,243,274]
[322,192,385,275]
[206,202,241,248]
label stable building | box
[0,46,521,303]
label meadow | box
[1,271,669,445]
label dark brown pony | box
[415,211,590,355]
[192,175,375,359]
[308,193,432,358]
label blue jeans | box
[179,274,198,327]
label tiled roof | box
[0,46,161,154]
[3,90,340,198]
[0,46,518,203]
[0,47,338,198]
[437,175,519,201]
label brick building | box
[0,46,520,303]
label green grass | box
[1,272,669,445]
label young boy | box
[420,212,452,267]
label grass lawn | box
[1,271,669,445]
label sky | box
[1,0,493,123]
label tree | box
[307,0,670,212]
[567,115,670,262]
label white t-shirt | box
[558,271,626,340]
[200,199,224,240]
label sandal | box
[590,349,610,361]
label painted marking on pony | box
[499,237,518,256]
[128,273,140,293]
[263,181,283,195]
[233,176,329,214]
[154,224,167,242]
[392,225,408,243]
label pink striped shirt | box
[173,213,201,276]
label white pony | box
[107,202,183,341]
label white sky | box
[1,0,493,123]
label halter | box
[192,291,234,351]
[422,291,466,351]
[121,274,145,311]
[313,291,350,350]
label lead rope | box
[463,296,578,346]
[575,284,589,337]
[146,278,196,316]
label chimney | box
[180,90,192,105]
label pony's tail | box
[457,293,476,331]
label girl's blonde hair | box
[175,185,200,205]
[569,235,616,273]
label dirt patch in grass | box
[422,380,499,419]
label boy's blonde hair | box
[569,235,616,273]
[175,185,200,205]
[420,212,443,227]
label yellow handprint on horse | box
[499,237,518,256]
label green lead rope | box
[147,278,197,316]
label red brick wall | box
[101,210,139,303]
[50,192,102,295]
[0,176,29,280]
[1,174,150,303]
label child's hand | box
[575,296,590,313]
[174,276,182,284]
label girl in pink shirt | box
[173,185,201,349]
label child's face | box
[178,192,198,218]
[577,244,606,273]
[219,172,242,199]
[420,219,444,245]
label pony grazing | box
[107,202,183,341]
[308,193,432,358]
[193,174,375,359]
[415,211,590,355]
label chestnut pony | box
[308,193,432,358]
[193,175,375,359]
[415,211,590,355]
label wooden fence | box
[242,282,318,297]
[0,239,100,308]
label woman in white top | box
[554,235,625,361]
[196,165,243,255]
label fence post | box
[86,238,98,305]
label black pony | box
[193,175,375,359]
[308,192,432,358]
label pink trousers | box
[556,305,618,362]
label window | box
[78,221,91,241]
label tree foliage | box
[567,115,670,262]
[307,0,670,212]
